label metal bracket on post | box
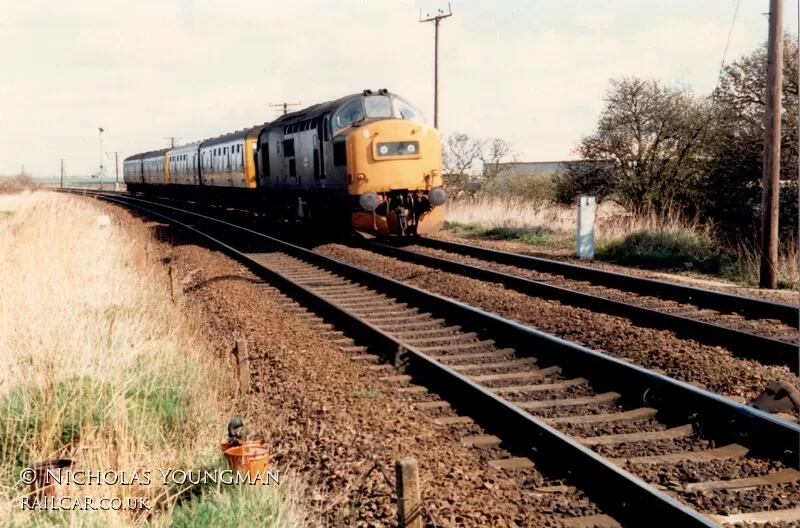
[576,196,596,260]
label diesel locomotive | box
[123,89,447,235]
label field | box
[0,190,307,527]
[443,196,800,289]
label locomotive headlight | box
[359,192,380,212]
[375,141,420,157]
[428,186,447,206]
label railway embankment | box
[0,191,307,527]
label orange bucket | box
[219,440,261,452]
[223,444,269,482]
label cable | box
[716,0,741,91]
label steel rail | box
[416,237,799,325]
[361,240,799,373]
[65,189,800,526]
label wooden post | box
[760,0,783,289]
[234,339,250,396]
[395,457,423,528]
[168,263,177,303]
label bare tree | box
[442,133,518,196]
[480,137,516,183]
[442,133,485,195]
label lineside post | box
[577,196,596,259]
[234,338,250,396]
[395,457,423,528]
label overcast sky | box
[1,0,796,177]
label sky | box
[0,0,797,177]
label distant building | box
[495,160,611,176]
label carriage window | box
[333,99,364,133]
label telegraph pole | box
[760,0,783,289]
[98,127,105,190]
[164,137,181,148]
[60,159,64,189]
[269,102,301,116]
[420,3,452,129]
[106,151,122,191]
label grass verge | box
[443,221,568,247]
[443,197,798,288]
[0,192,308,527]
[596,229,723,271]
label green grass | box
[597,229,725,271]
[170,485,300,528]
[0,376,116,471]
[443,221,570,247]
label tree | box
[441,133,516,196]
[442,133,485,195]
[559,78,710,214]
[703,34,799,239]
[480,138,516,184]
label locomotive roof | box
[141,148,171,160]
[200,124,266,148]
[125,90,396,160]
[272,91,390,125]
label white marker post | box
[576,196,596,260]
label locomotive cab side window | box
[392,96,425,123]
[333,99,364,133]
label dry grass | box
[0,192,309,527]
[443,196,799,287]
[443,196,710,245]
[0,175,38,195]
[723,237,800,288]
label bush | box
[597,229,727,271]
[479,171,556,205]
[0,175,37,195]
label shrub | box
[597,229,726,271]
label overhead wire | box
[715,0,741,96]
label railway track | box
[359,238,800,374]
[414,238,799,325]
[65,189,800,527]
